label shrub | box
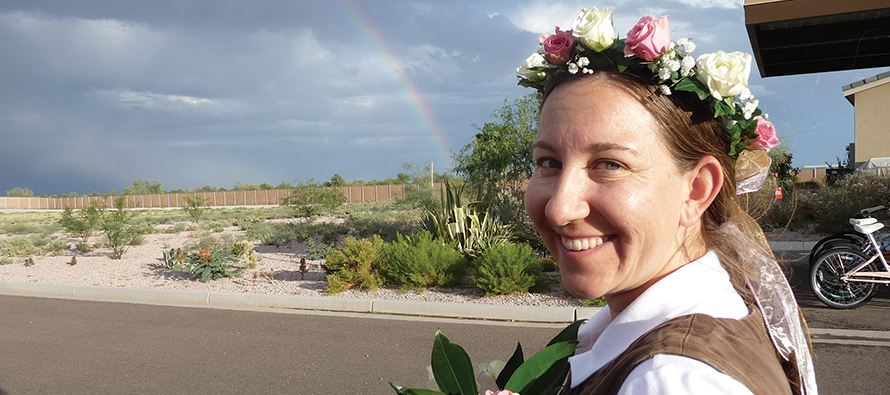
[163,236,243,282]
[58,203,103,242]
[99,196,149,259]
[75,242,92,254]
[305,239,335,261]
[0,236,39,257]
[282,182,346,218]
[471,243,543,296]
[345,211,420,242]
[538,257,558,272]
[0,257,12,265]
[182,195,208,223]
[793,175,890,234]
[323,236,387,294]
[383,231,466,291]
[47,238,68,256]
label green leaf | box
[496,343,525,390]
[714,101,734,118]
[673,78,710,101]
[431,330,477,395]
[504,341,577,393]
[389,382,447,395]
[547,320,585,347]
[520,357,571,395]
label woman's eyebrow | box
[584,142,640,156]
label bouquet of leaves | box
[390,320,583,395]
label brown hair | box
[541,70,756,302]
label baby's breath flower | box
[568,63,579,74]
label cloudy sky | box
[2,0,887,196]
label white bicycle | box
[809,216,890,309]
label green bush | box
[182,195,208,223]
[99,196,149,259]
[58,203,103,242]
[163,236,243,282]
[47,238,68,256]
[0,236,39,257]
[383,231,466,291]
[794,175,890,234]
[323,236,387,294]
[305,239,336,260]
[282,183,346,218]
[345,211,419,242]
[471,243,543,296]
[75,242,92,254]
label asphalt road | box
[1,292,889,394]
[0,247,888,394]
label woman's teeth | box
[561,236,605,251]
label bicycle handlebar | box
[860,205,887,214]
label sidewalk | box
[0,281,601,323]
[0,242,819,324]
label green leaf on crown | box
[673,77,710,101]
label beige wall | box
[0,184,436,210]
[852,81,890,167]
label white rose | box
[516,52,547,81]
[572,7,617,52]
[695,51,752,100]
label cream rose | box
[695,51,752,100]
[571,7,616,52]
[516,52,547,81]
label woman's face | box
[525,77,698,311]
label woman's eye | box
[595,161,623,171]
[537,158,562,169]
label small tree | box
[182,195,208,223]
[6,187,33,197]
[123,178,164,195]
[282,180,345,218]
[100,196,147,259]
[58,203,103,243]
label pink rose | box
[485,391,520,395]
[623,15,670,62]
[749,116,779,152]
[540,27,575,65]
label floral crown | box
[516,7,780,161]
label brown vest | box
[562,307,799,395]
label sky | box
[1,0,887,196]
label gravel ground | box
[0,221,585,308]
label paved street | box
[2,290,890,394]
[0,248,888,394]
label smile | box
[561,235,610,251]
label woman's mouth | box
[560,235,611,251]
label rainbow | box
[337,0,452,166]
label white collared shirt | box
[568,251,755,395]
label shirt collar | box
[568,251,747,388]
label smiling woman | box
[519,6,816,395]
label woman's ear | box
[680,155,723,228]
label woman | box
[519,7,816,395]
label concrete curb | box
[769,241,817,251]
[0,281,601,323]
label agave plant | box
[421,180,513,260]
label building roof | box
[842,70,890,105]
[745,0,890,77]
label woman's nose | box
[545,171,590,227]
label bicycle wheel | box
[808,232,866,266]
[809,248,878,309]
